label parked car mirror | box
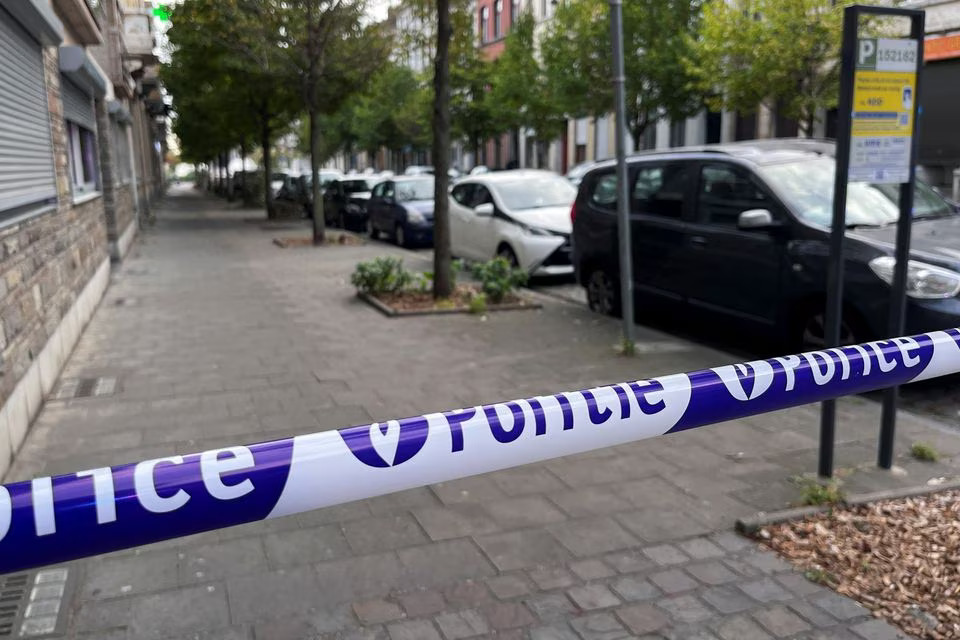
[738,209,775,230]
[475,202,494,217]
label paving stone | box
[396,590,445,617]
[649,569,698,594]
[528,567,576,590]
[313,553,406,606]
[686,562,739,586]
[413,504,501,541]
[678,537,725,560]
[569,559,616,581]
[710,532,755,553]
[352,600,405,625]
[487,574,531,599]
[342,514,429,554]
[701,586,756,614]
[662,626,721,640]
[775,573,824,597]
[604,550,655,574]
[642,544,690,566]
[751,605,811,637]
[738,578,793,603]
[491,467,566,496]
[567,584,621,610]
[484,496,568,528]
[811,592,869,621]
[433,476,507,504]
[850,619,909,639]
[658,594,714,624]
[227,566,323,624]
[387,619,442,640]
[367,488,440,515]
[722,558,765,578]
[398,540,496,588]
[609,576,661,602]
[442,581,492,608]
[617,509,713,543]
[475,530,572,571]
[742,552,794,575]
[80,549,179,600]
[263,525,352,567]
[549,487,634,518]
[570,612,633,639]
[435,609,489,639]
[712,615,774,640]
[549,517,639,556]
[179,537,270,583]
[525,593,577,622]
[529,623,580,640]
[480,601,536,630]
[788,601,837,627]
[616,603,670,635]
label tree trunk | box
[432,0,453,299]
[240,141,247,198]
[310,108,325,245]
[261,118,275,218]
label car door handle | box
[690,236,708,247]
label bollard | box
[2,329,960,573]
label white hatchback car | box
[449,170,576,275]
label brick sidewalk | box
[8,185,953,639]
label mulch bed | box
[360,284,539,316]
[759,490,960,639]
[273,234,364,248]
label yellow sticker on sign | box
[851,70,916,137]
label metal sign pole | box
[819,5,859,479]
[879,11,926,469]
[610,0,635,351]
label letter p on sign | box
[858,38,877,68]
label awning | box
[0,0,63,46]
[59,45,107,98]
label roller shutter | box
[0,6,57,214]
[60,76,95,132]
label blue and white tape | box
[2,329,960,573]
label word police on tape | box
[2,329,960,573]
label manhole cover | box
[54,377,118,400]
[0,568,70,638]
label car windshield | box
[395,179,434,201]
[760,157,954,227]
[494,176,577,210]
[342,180,373,193]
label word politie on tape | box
[2,329,960,573]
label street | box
[6,186,959,639]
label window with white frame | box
[67,121,99,195]
[112,121,131,184]
[480,6,489,42]
[494,0,502,38]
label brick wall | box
[0,48,110,408]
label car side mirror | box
[738,209,776,230]
[475,202,494,217]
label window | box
[472,185,493,208]
[112,121,131,184]
[494,0,502,38]
[67,122,99,195]
[641,125,656,151]
[452,183,475,206]
[480,6,489,42]
[633,163,690,218]
[372,183,386,198]
[590,172,617,210]
[669,120,685,148]
[697,164,772,227]
[510,0,519,24]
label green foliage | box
[350,63,432,157]
[804,567,835,585]
[541,0,703,149]
[797,478,845,506]
[470,258,528,304]
[351,258,414,294]
[618,338,637,357]
[468,292,488,315]
[691,0,847,134]
[911,442,940,462]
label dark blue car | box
[367,177,435,247]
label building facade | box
[0,0,165,478]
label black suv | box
[572,141,960,347]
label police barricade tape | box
[2,329,960,574]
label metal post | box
[820,6,859,479]
[879,12,925,469]
[610,0,635,350]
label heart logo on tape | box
[339,415,430,467]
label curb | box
[356,291,542,318]
[735,477,960,535]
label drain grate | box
[54,377,118,400]
[0,573,27,637]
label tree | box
[541,0,703,150]
[278,0,389,244]
[692,0,846,136]
[432,0,453,298]
[351,63,432,163]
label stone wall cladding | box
[0,48,110,408]
[114,184,135,237]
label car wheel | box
[586,269,621,318]
[395,224,407,248]
[799,311,862,349]
[497,245,519,268]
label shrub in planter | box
[351,257,414,294]
[470,257,528,303]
